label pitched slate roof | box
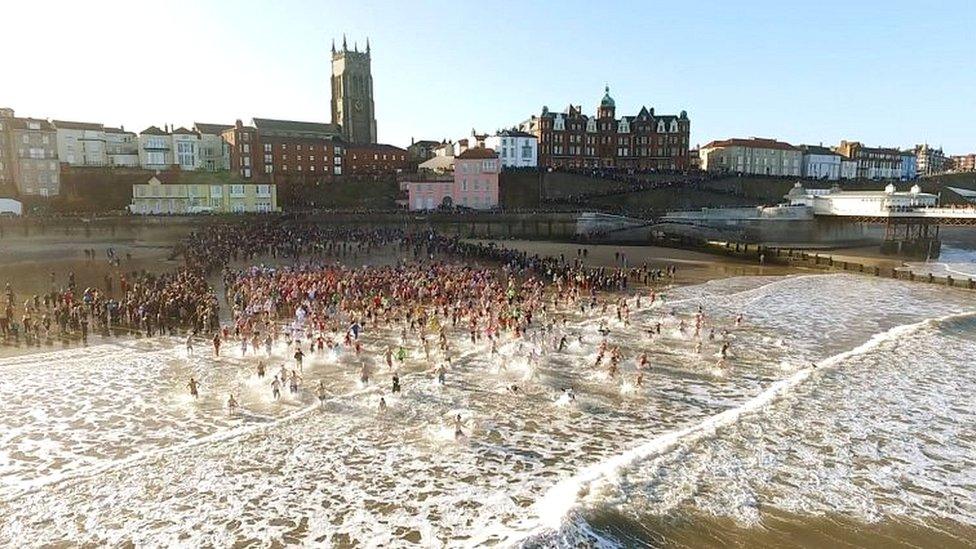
[52,120,104,131]
[703,138,798,151]
[457,147,498,160]
[140,125,169,136]
[252,118,342,139]
[193,122,233,135]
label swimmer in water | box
[508,384,520,394]
[392,372,401,393]
[185,333,194,355]
[360,362,370,385]
[379,396,388,410]
[256,361,266,378]
[227,393,238,411]
[720,341,730,359]
[271,377,282,400]
[187,377,200,398]
[316,380,327,403]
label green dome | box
[600,85,615,107]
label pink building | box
[406,147,500,210]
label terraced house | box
[130,171,278,214]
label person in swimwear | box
[392,372,401,393]
[187,377,200,398]
[270,376,282,400]
[453,414,464,439]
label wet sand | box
[471,239,799,285]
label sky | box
[3,0,975,154]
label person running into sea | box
[187,377,200,399]
[392,372,401,393]
[289,370,302,394]
[270,376,282,400]
[185,332,194,355]
[212,333,221,357]
[257,361,266,378]
[294,347,305,372]
[360,362,370,385]
[227,393,239,412]
[453,414,464,439]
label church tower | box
[331,36,377,144]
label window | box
[230,185,245,197]
[310,165,315,171]
[264,165,273,174]
[256,184,271,197]
[333,166,341,175]
[177,141,196,167]
[264,144,271,152]
[210,185,223,197]
[334,156,341,165]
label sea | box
[0,269,974,547]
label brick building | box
[346,143,412,176]
[522,86,690,170]
[950,153,975,172]
[223,118,345,183]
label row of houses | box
[697,138,951,181]
[0,107,415,198]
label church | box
[331,36,377,144]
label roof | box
[457,147,498,160]
[410,140,440,147]
[252,118,341,139]
[496,129,536,138]
[348,143,408,154]
[52,120,104,131]
[171,127,198,136]
[419,155,455,171]
[703,138,798,151]
[193,122,233,135]
[947,186,976,199]
[104,127,135,135]
[149,170,252,185]
[140,125,169,136]
[6,117,56,131]
[600,86,615,108]
[799,145,841,156]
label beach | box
[0,223,974,547]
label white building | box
[138,126,173,170]
[54,120,108,166]
[171,127,201,171]
[193,122,232,171]
[105,127,139,167]
[484,129,537,168]
[799,145,841,180]
[786,182,937,215]
[700,137,801,176]
[840,158,857,180]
